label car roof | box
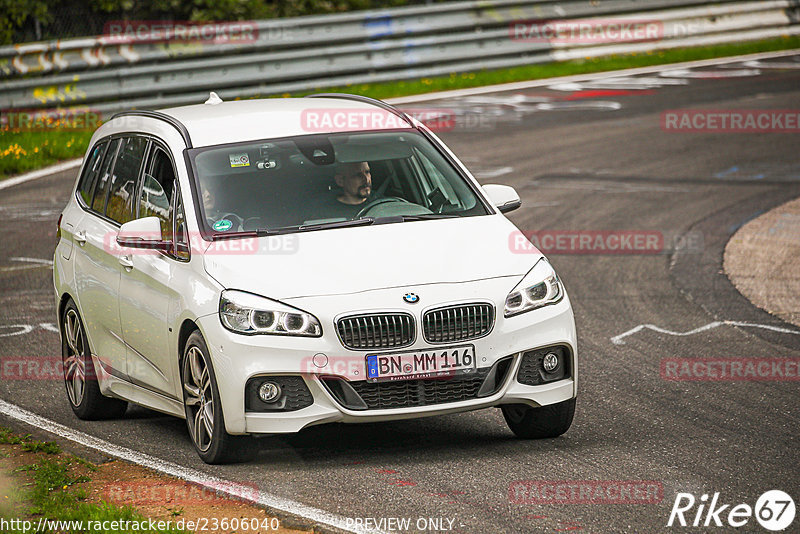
[156,97,413,148]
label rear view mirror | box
[117,216,172,250]
[483,184,521,213]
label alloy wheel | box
[62,309,86,407]
[183,346,214,452]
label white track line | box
[0,398,382,534]
[11,257,54,265]
[0,158,82,192]
[388,49,800,104]
[611,321,800,345]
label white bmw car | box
[53,94,578,463]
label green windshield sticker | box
[213,219,233,231]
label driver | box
[203,183,243,231]
[316,161,374,220]
[336,161,372,206]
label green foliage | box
[0,427,61,454]
[11,455,188,533]
[2,0,437,43]
[0,427,26,445]
[0,0,54,44]
[20,441,62,455]
[0,129,92,178]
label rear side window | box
[107,137,148,225]
[76,141,107,205]
[91,138,121,213]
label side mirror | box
[483,184,521,214]
[117,216,172,250]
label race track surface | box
[1,54,799,533]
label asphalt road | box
[1,54,799,533]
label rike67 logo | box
[668,490,795,531]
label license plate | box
[365,345,476,382]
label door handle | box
[74,231,87,245]
[119,255,134,270]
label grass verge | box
[0,426,188,533]
[1,426,307,534]
[1,34,798,180]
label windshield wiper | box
[403,213,458,220]
[376,214,459,223]
[256,217,375,236]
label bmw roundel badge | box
[403,292,420,304]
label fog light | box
[542,352,559,372]
[258,381,281,403]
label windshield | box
[188,130,489,235]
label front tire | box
[181,330,256,464]
[502,398,576,439]
[61,300,127,420]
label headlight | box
[219,290,322,336]
[504,258,564,317]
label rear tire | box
[502,398,575,439]
[61,300,127,420]
[181,330,256,464]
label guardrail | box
[1,0,798,116]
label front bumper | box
[195,279,577,435]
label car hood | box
[202,215,541,300]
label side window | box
[413,148,464,210]
[107,137,148,225]
[91,138,121,213]
[139,147,175,239]
[77,141,107,206]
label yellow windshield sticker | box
[229,153,250,167]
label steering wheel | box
[355,197,412,218]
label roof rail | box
[109,110,193,148]
[306,93,413,127]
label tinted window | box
[91,138,121,213]
[189,131,488,234]
[77,141,107,205]
[107,137,148,225]
[139,147,175,238]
